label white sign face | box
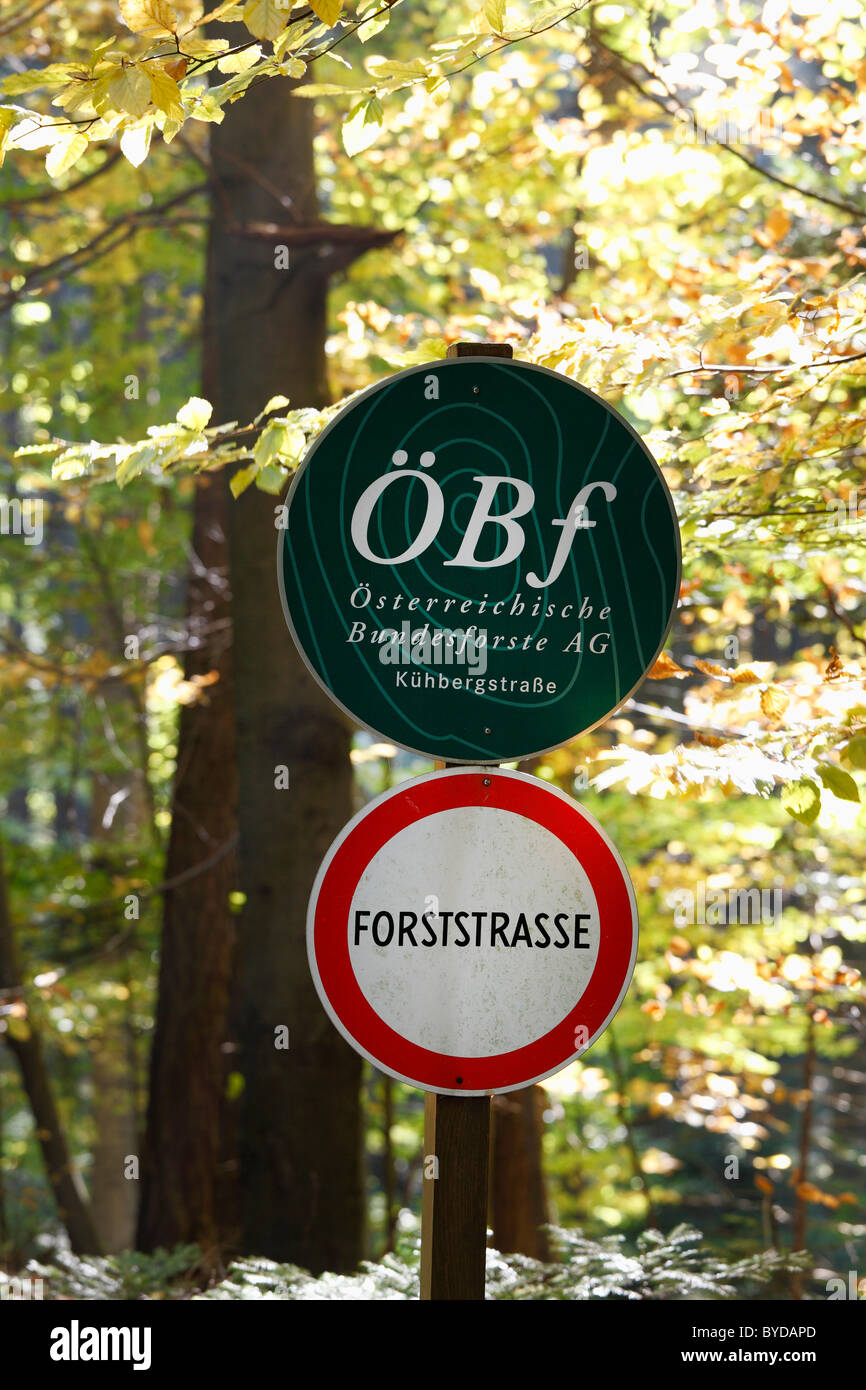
[308,768,639,1095]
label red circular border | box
[312,773,636,1091]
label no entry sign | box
[307,768,639,1095]
[279,355,680,764]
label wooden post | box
[420,1094,491,1300]
[419,340,512,1301]
[445,341,514,360]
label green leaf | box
[177,396,213,431]
[531,1,580,31]
[255,394,291,422]
[781,778,821,826]
[292,82,369,97]
[817,763,860,803]
[365,56,428,82]
[116,443,159,488]
[273,15,319,60]
[342,95,383,157]
[253,419,294,466]
[230,463,258,498]
[484,0,507,32]
[357,1,391,42]
[2,65,84,96]
[255,463,286,493]
[843,735,866,770]
[0,107,17,167]
[52,446,94,481]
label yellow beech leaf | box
[120,119,153,166]
[763,206,790,244]
[243,0,287,40]
[108,65,153,118]
[45,131,89,178]
[119,0,178,36]
[760,685,789,722]
[310,0,342,25]
[484,0,507,31]
[177,396,213,431]
[694,659,728,678]
[149,68,185,121]
[646,651,689,679]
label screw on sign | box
[278,347,680,764]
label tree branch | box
[590,34,866,222]
[1,148,123,210]
[0,182,209,313]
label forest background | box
[0,0,864,1301]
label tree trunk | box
[488,751,553,1260]
[490,1086,551,1260]
[90,1018,138,1252]
[0,837,101,1254]
[207,79,363,1272]
[137,469,240,1256]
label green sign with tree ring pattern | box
[278,356,680,764]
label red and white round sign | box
[307,767,639,1095]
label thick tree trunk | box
[207,81,363,1272]
[487,753,553,1260]
[0,837,101,1254]
[490,1086,551,1259]
[137,470,239,1256]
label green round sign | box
[278,357,680,764]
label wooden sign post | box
[420,345,508,1302]
[420,1092,491,1300]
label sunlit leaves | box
[148,68,185,122]
[781,778,821,825]
[816,763,860,803]
[0,108,18,167]
[99,65,153,119]
[1,65,85,96]
[243,0,288,42]
[217,45,263,73]
[176,397,213,431]
[843,734,866,769]
[342,95,384,156]
[309,0,343,26]
[119,0,178,37]
[484,0,507,33]
[44,131,89,178]
[357,0,392,42]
